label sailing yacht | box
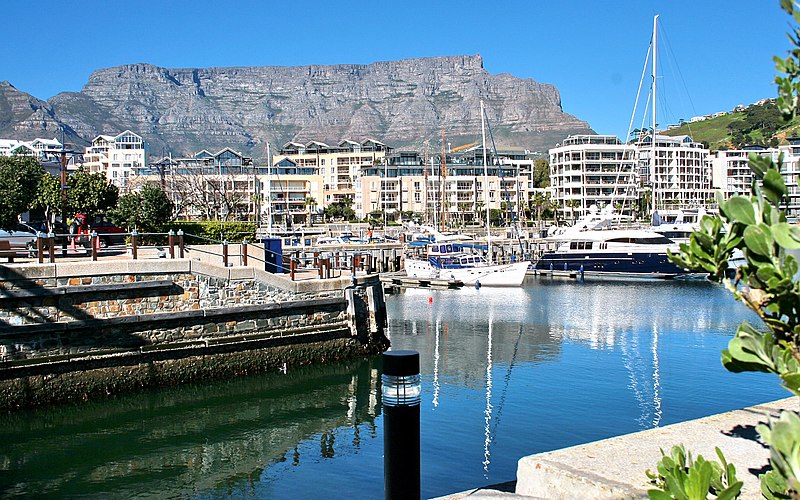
[404,100,530,286]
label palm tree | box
[305,196,316,226]
[566,199,581,223]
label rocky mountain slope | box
[1,55,593,158]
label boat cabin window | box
[569,241,593,250]
[606,236,673,245]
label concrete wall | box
[0,259,388,410]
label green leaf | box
[743,225,773,256]
[716,481,743,500]
[763,169,789,206]
[772,223,800,249]
[723,197,757,226]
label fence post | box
[177,229,185,258]
[91,231,98,261]
[131,230,138,260]
[36,233,44,264]
[222,240,229,267]
[242,239,248,267]
[48,233,55,263]
[168,230,175,259]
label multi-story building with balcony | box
[709,146,780,197]
[548,135,638,220]
[83,131,146,190]
[136,148,260,221]
[359,146,532,226]
[636,134,712,212]
[272,139,389,216]
[778,138,800,220]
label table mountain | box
[2,55,593,158]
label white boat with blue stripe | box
[405,242,530,287]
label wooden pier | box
[379,272,464,292]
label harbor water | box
[0,277,788,498]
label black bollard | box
[383,350,421,500]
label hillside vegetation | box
[662,100,800,150]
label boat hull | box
[535,251,688,279]
[405,259,530,286]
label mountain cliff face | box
[2,55,593,157]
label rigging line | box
[482,105,525,255]
[614,38,653,215]
[659,21,699,128]
[490,323,525,437]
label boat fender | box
[428,296,433,304]
[475,280,481,289]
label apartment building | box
[778,138,800,219]
[136,148,260,221]
[359,146,532,226]
[83,131,146,190]
[709,146,780,196]
[637,134,712,210]
[272,139,389,216]
[548,135,638,220]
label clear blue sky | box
[2,0,792,142]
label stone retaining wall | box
[0,259,388,410]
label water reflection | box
[0,360,381,497]
[386,278,770,481]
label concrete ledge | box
[515,397,798,499]
[0,263,56,280]
[0,279,176,300]
[189,259,230,280]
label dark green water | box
[0,278,789,498]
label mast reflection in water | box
[0,278,788,499]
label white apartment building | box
[778,138,800,220]
[709,146,780,196]
[83,130,146,190]
[637,134,712,211]
[548,135,638,220]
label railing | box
[17,229,409,282]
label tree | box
[32,173,62,232]
[323,197,356,222]
[305,196,317,226]
[532,159,551,188]
[67,169,119,217]
[109,185,174,233]
[648,3,800,497]
[0,156,44,229]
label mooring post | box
[222,240,229,267]
[36,234,44,264]
[48,234,55,263]
[290,258,296,280]
[131,230,138,260]
[242,239,248,266]
[177,229,185,258]
[168,230,175,259]
[383,350,421,500]
[91,231,98,261]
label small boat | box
[404,242,530,286]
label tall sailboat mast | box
[651,14,659,216]
[441,129,447,233]
[481,100,492,264]
[266,142,273,234]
